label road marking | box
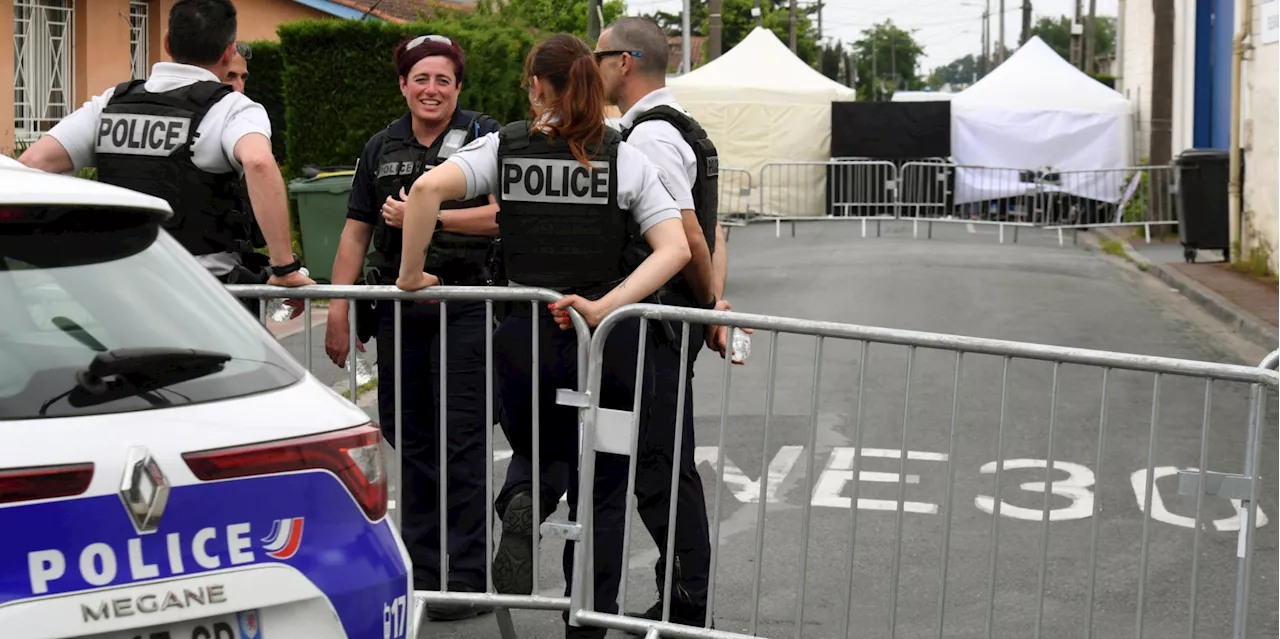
[811,447,939,513]
[975,459,1095,521]
[695,446,802,503]
[1130,467,1270,531]
[966,223,976,233]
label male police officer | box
[597,16,735,628]
[19,0,311,294]
[225,42,251,94]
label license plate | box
[102,610,262,639]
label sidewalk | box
[1098,229,1278,350]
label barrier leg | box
[776,219,781,238]
[495,608,518,639]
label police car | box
[0,157,413,639]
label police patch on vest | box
[95,114,191,157]
[501,158,609,204]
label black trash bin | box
[1175,149,1230,262]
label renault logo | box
[119,447,169,534]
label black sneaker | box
[492,491,537,595]
[425,583,494,621]
[625,598,711,631]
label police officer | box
[324,34,500,622]
[224,42,251,94]
[395,33,692,639]
[596,17,738,628]
[18,0,312,296]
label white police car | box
[0,157,414,639]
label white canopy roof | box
[668,27,856,104]
[952,36,1129,115]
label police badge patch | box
[457,136,489,154]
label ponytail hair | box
[524,34,606,167]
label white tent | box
[950,36,1132,205]
[668,27,856,216]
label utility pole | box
[979,0,989,78]
[1084,0,1098,73]
[1020,0,1032,45]
[1070,0,1083,67]
[872,37,877,100]
[587,0,600,43]
[817,0,824,42]
[682,0,692,73]
[753,0,762,28]
[998,0,1005,63]
[709,0,723,61]
[789,0,797,53]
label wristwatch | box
[270,254,304,278]
[702,297,719,310]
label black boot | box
[492,491,542,595]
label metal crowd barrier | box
[227,284,592,639]
[753,161,1182,245]
[718,167,755,224]
[571,304,1278,639]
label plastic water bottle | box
[348,351,374,387]
[265,298,293,322]
[731,328,752,364]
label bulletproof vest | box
[623,105,719,253]
[369,111,498,285]
[95,80,247,256]
[621,105,720,303]
[495,121,627,295]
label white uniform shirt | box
[613,88,697,212]
[446,127,681,234]
[47,62,273,276]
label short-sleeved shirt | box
[613,88,697,212]
[347,110,502,224]
[446,126,681,235]
[47,62,272,275]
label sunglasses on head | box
[593,50,642,62]
[235,42,252,60]
[407,34,454,50]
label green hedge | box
[1090,73,1116,89]
[279,19,538,177]
[243,39,287,163]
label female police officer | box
[324,34,500,621]
[396,33,691,638]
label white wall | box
[1122,0,1155,160]
[1121,0,1198,163]
[1243,0,1278,272]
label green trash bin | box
[288,170,356,283]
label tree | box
[929,53,979,88]
[1029,15,1115,64]
[819,40,844,81]
[477,0,627,40]
[644,0,820,67]
[852,20,925,100]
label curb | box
[1095,229,1279,350]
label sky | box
[624,0,1119,72]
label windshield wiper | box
[39,347,232,416]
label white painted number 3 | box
[975,459,1096,521]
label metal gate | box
[569,304,1278,639]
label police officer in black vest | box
[19,0,312,299]
[395,34,692,639]
[597,17,740,629]
[324,35,501,622]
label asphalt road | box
[273,221,1277,639]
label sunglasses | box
[407,34,454,50]
[235,42,252,60]
[593,50,642,62]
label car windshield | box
[0,206,304,419]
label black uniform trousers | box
[376,299,490,592]
[636,318,712,606]
[493,308,655,629]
